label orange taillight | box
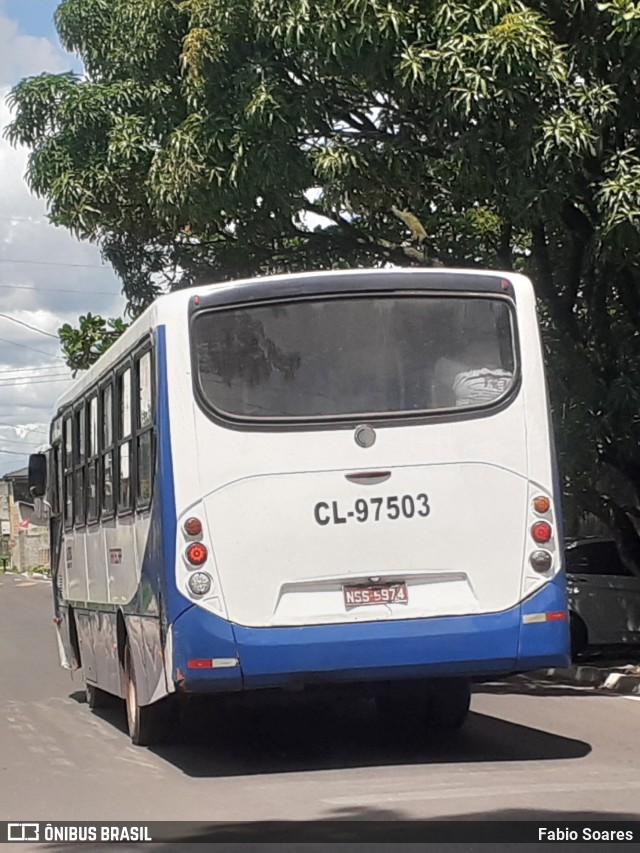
[533,496,551,514]
[184,517,203,536]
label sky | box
[0,0,126,475]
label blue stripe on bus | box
[172,577,569,691]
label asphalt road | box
[1,574,640,848]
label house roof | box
[2,467,28,480]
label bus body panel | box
[200,460,530,628]
[171,574,568,692]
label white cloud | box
[0,9,68,83]
[0,9,126,474]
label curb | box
[1,570,51,582]
[537,665,640,695]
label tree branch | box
[530,222,583,343]
[497,221,512,269]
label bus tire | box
[569,611,588,659]
[123,642,174,746]
[427,678,471,730]
[375,693,417,724]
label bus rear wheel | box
[123,643,175,746]
[427,678,471,729]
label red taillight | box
[186,542,208,565]
[531,521,552,543]
[546,611,567,621]
[184,517,203,536]
[188,659,213,669]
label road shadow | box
[69,690,87,703]
[578,646,640,666]
[472,676,622,698]
[39,806,640,849]
[133,691,592,778]
[69,688,130,735]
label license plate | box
[343,582,408,608]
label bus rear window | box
[192,295,516,421]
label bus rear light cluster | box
[531,521,552,544]
[528,494,554,573]
[184,517,203,536]
[188,572,212,596]
[186,542,208,566]
[529,550,553,573]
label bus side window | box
[117,367,133,512]
[87,395,99,523]
[135,350,154,508]
[50,445,61,516]
[74,404,86,527]
[50,417,62,517]
[101,383,115,517]
[63,415,73,529]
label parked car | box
[565,537,640,657]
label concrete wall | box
[0,477,50,573]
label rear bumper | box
[172,577,569,692]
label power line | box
[0,422,48,435]
[0,377,72,388]
[0,364,67,375]
[0,337,64,360]
[0,217,46,223]
[0,257,113,271]
[0,372,70,382]
[0,367,69,376]
[0,438,41,447]
[0,448,37,456]
[0,313,58,339]
[0,436,41,448]
[0,283,121,296]
[0,374,69,383]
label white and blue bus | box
[29,268,569,745]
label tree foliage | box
[58,314,129,376]
[6,0,640,566]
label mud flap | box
[54,622,73,670]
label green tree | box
[6,0,640,567]
[58,314,129,376]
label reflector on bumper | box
[522,611,567,624]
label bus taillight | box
[529,550,553,572]
[184,517,203,536]
[186,543,208,565]
[531,521,552,544]
[188,572,212,596]
[532,496,551,514]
